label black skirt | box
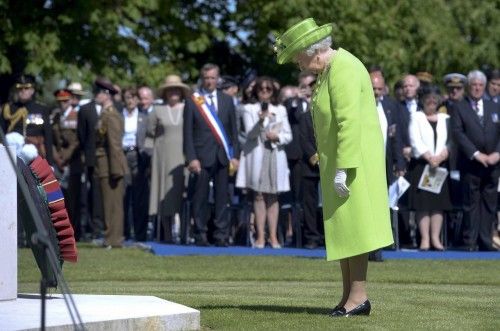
[408,158,452,212]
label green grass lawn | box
[18,245,500,330]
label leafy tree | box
[0,0,234,102]
[235,0,500,87]
[0,0,498,103]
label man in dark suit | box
[399,74,420,164]
[121,87,149,242]
[183,63,240,246]
[284,72,314,200]
[77,88,104,240]
[299,109,322,249]
[370,72,407,258]
[370,73,410,251]
[282,71,315,245]
[371,73,406,183]
[394,74,421,249]
[451,70,500,251]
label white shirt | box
[95,104,102,116]
[376,99,388,151]
[201,89,218,113]
[406,99,418,114]
[472,98,484,118]
[122,108,138,148]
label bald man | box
[400,75,420,162]
[138,86,155,113]
[370,74,405,184]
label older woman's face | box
[165,88,182,104]
[294,52,321,73]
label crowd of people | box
[1,63,499,251]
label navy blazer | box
[451,97,500,172]
[183,91,239,167]
[380,96,406,175]
[284,97,305,161]
[298,110,319,178]
[77,100,98,167]
[398,100,413,148]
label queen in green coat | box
[275,18,394,317]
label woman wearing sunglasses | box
[236,76,292,249]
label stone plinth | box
[0,145,17,301]
[0,294,200,331]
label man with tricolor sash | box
[183,63,240,247]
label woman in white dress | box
[236,77,292,248]
[146,75,191,241]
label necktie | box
[208,94,217,113]
[473,100,483,126]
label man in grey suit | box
[121,87,150,242]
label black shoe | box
[345,300,371,317]
[195,239,210,247]
[368,250,383,262]
[329,305,342,315]
[330,306,346,317]
[304,241,318,250]
[455,245,478,252]
[215,239,228,247]
[330,300,371,317]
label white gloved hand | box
[334,169,350,197]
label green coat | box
[311,48,394,261]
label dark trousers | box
[462,170,498,250]
[64,172,82,241]
[302,176,321,244]
[289,159,303,203]
[86,167,104,238]
[123,149,150,242]
[191,160,229,241]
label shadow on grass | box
[199,304,330,315]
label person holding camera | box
[236,76,292,249]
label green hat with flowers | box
[274,18,333,64]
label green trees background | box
[0,0,498,101]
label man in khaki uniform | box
[93,78,128,248]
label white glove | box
[334,169,350,197]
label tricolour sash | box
[191,91,233,160]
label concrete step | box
[0,294,200,331]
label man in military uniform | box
[438,73,467,114]
[67,81,87,111]
[438,73,467,246]
[1,74,54,164]
[93,78,128,248]
[52,89,83,241]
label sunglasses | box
[258,86,273,92]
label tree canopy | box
[0,0,498,101]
